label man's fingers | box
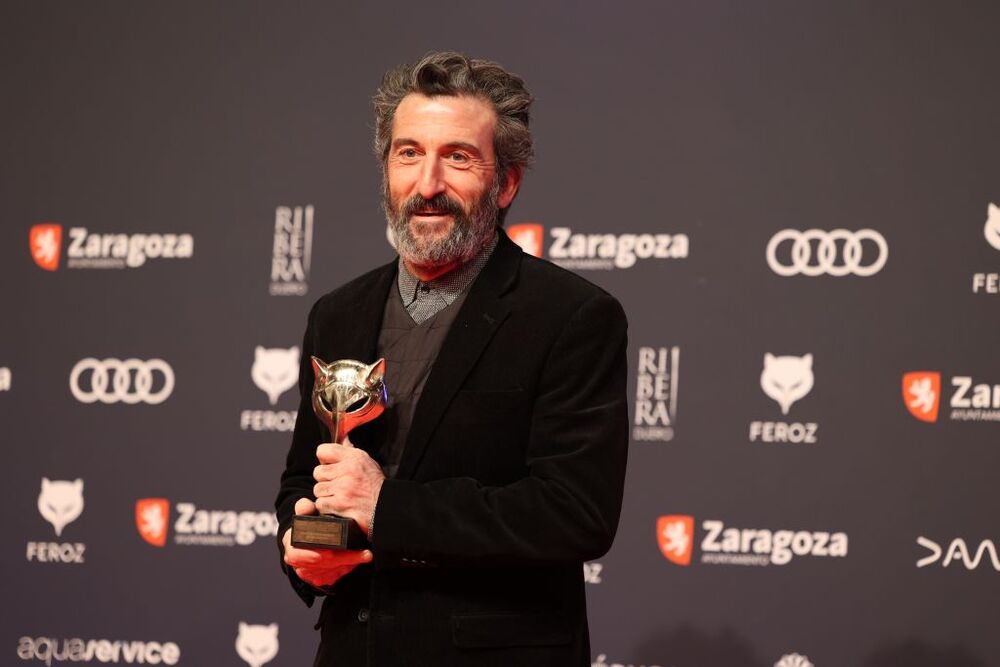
[316,442,352,463]
[285,547,373,568]
[294,497,317,516]
[295,565,355,587]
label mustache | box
[399,193,464,219]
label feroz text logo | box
[750,353,818,444]
[28,478,86,564]
[241,346,299,432]
[270,205,313,296]
[766,228,887,277]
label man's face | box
[384,93,519,268]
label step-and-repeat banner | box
[2,3,999,666]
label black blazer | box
[276,230,629,666]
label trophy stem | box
[293,356,386,550]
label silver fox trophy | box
[290,357,387,550]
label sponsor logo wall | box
[5,5,999,666]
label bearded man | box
[276,51,628,667]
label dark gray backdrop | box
[2,2,999,666]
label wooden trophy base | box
[291,514,370,550]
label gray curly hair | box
[373,51,535,211]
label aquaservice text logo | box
[17,636,180,665]
[657,515,848,567]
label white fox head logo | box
[235,623,278,667]
[251,346,299,405]
[775,654,814,667]
[38,478,84,537]
[760,353,814,415]
[984,202,1000,251]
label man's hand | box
[282,497,372,588]
[313,435,385,535]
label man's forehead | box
[392,93,497,142]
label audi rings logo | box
[766,229,888,277]
[69,358,175,405]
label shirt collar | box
[397,231,499,308]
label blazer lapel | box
[329,260,396,453]
[334,261,397,362]
[394,232,522,480]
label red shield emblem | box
[30,223,62,271]
[902,371,940,423]
[657,515,694,566]
[135,498,170,547]
[507,223,544,258]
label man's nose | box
[416,158,446,200]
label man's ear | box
[497,165,523,210]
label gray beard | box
[384,177,500,267]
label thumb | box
[294,497,317,516]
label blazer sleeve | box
[371,291,629,567]
[274,299,326,606]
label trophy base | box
[291,514,370,550]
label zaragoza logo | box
[136,498,170,547]
[657,515,848,567]
[902,372,940,423]
[656,515,694,566]
[507,223,544,258]
[30,224,62,271]
[507,222,689,269]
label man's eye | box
[448,153,469,162]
